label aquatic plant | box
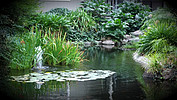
[2,27,42,69]
[1,27,84,70]
[11,70,116,83]
[43,29,84,66]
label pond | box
[0,46,177,100]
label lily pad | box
[11,70,116,83]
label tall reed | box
[2,27,84,70]
[43,29,84,66]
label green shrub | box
[0,0,40,66]
[81,0,112,40]
[81,0,112,23]
[30,13,70,33]
[141,8,177,30]
[43,30,84,66]
[138,21,177,54]
[45,8,71,16]
[66,9,97,41]
[113,1,151,33]
[102,18,128,41]
[81,0,151,41]
[31,9,97,42]
[137,8,177,74]
[1,27,42,69]
[147,51,177,73]
[1,27,84,70]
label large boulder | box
[128,37,140,42]
[131,30,143,36]
[102,40,115,45]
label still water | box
[1,46,177,100]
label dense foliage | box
[1,0,152,70]
[112,1,151,33]
[138,9,177,74]
[66,9,97,41]
[81,0,112,23]
[28,0,151,42]
[102,18,128,41]
[0,0,40,67]
[139,21,177,54]
[81,0,151,41]
[30,13,70,32]
[2,27,84,70]
[45,8,71,16]
[0,0,39,35]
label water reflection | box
[109,77,113,100]
[67,82,70,100]
[4,46,177,100]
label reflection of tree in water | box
[6,46,177,100]
[8,80,68,100]
[83,46,141,80]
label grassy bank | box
[137,8,177,80]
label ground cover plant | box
[137,9,177,78]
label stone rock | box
[102,45,115,49]
[133,52,151,69]
[161,68,175,80]
[102,40,115,45]
[84,42,91,46]
[128,37,140,42]
[143,70,154,78]
[125,35,132,39]
[94,41,102,45]
[131,30,143,36]
[122,39,129,45]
